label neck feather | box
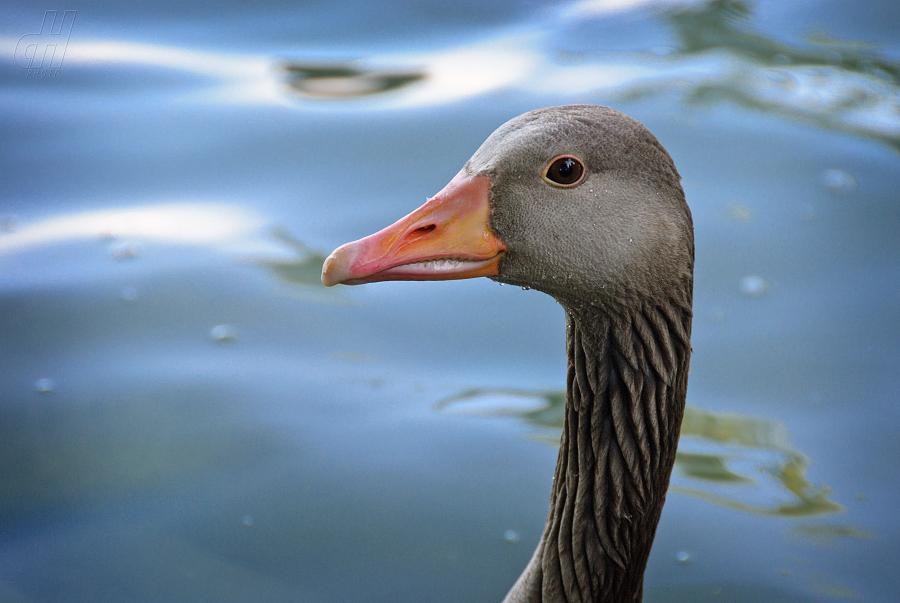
[504,300,692,603]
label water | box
[2,1,899,601]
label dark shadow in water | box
[435,388,846,521]
[644,582,825,603]
[654,0,900,151]
[0,385,284,529]
[283,62,425,99]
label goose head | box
[321,104,692,316]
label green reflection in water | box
[790,523,871,541]
[674,451,749,484]
[435,388,844,520]
[257,226,328,288]
[283,62,425,99]
[656,0,900,151]
[667,0,898,79]
[676,404,843,518]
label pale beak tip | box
[321,252,341,287]
[321,242,361,287]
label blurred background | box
[1,1,899,601]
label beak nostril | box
[411,224,437,237]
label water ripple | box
[3,0,897,148]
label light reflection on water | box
[0,204,271,255]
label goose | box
[321,105,693,603]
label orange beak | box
[321,170,506,286]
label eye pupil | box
[557,159,574,177]
[545,156,584,186]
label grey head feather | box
[464,105,693,317]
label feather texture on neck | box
[505,300,692,603]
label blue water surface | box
[2,1,899,602]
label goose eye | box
[543,155,585,187]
